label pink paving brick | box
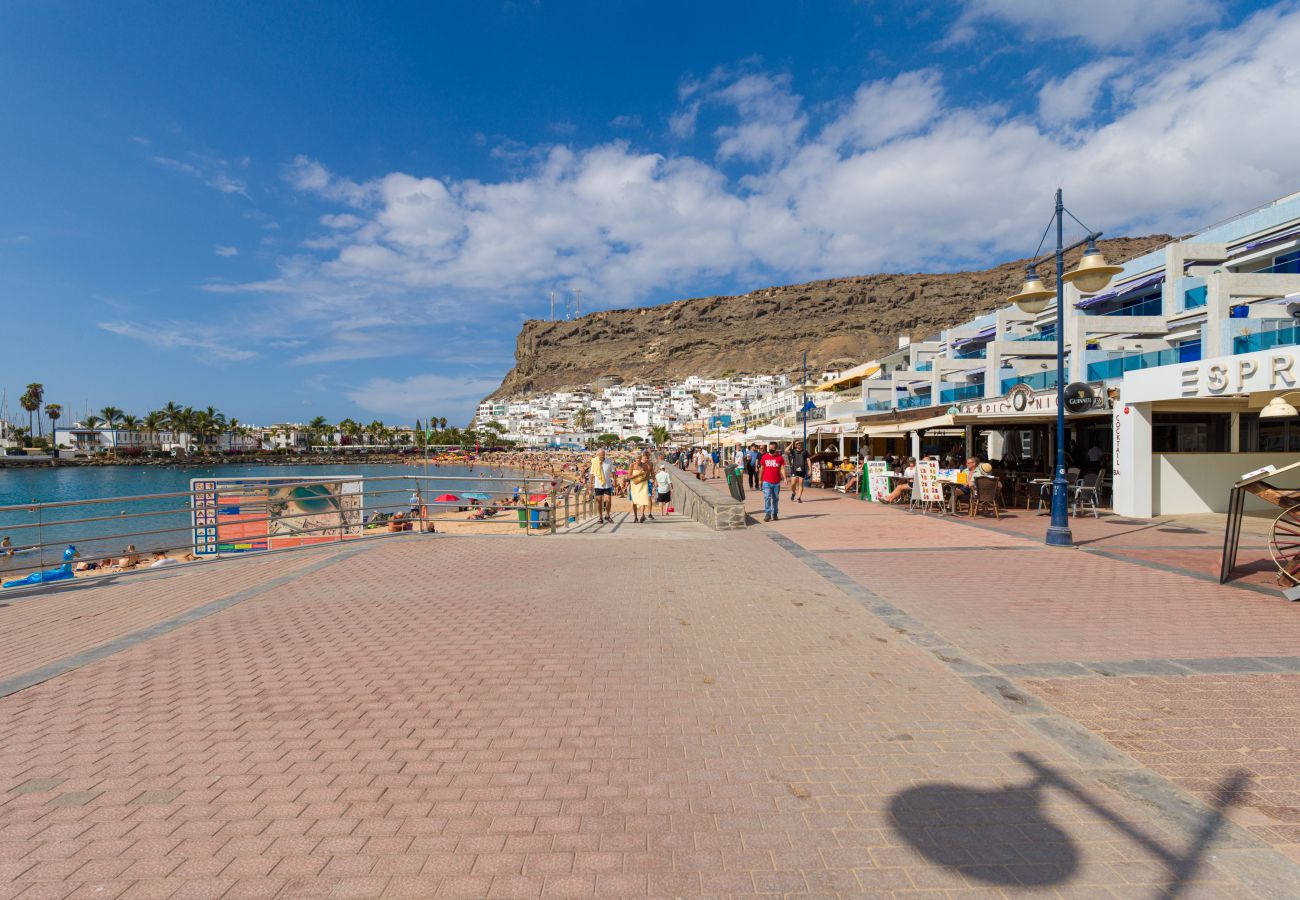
[0,524,1291,897]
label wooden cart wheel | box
[1268,504,1300,585]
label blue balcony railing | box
[1086,348,1186,381]
[1092,295,1163,317]
[939,384,983,403]
[914,361,933,372]
[862,399,890,411]
[953,348,986,360]
[897,395,933,410]
[1184,285,1207,309]
[1000,371,1057,393]
[1010,328,1055,342]
[1234,322,1300,354]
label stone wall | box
[668,471,748,530]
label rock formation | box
[489,236,1172,398]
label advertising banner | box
[191,476,364,555]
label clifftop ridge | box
[489,236,1172,399]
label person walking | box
[759,441,787,522]
[590,449,615,523]
[694,447,708,480]
[654,463,673,516]
[787,439,810,503]
[744,443,759,490]
[629,453,653,523]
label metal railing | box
[0,473,595,593]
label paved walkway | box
[0,496,1297,897]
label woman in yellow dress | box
[629,453,653,523]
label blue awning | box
[1075,272,1165,310]
[951,325,996,348]
[1243,226,1300,251]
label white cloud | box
[214,245,239,257]
[98,321,258,362]
[104,5,1300,386]
[1038,58,1126,126]
[262,3,1300,312]
[953,0,1222,48]
[346,372,503,416]
[152,154,250,198]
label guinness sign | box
[1063,382,1096,414]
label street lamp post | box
[802,350,809,448]
[1007,188,1122,547]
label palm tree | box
[99,406,123,429]
[83,414,102,430]
[45,403,62,446]
[20,384,43,437]
[574,407,594,432]
[650,424,670,446]
[143,410,166,449]
[307,415,329,449]
[438,416,447,431]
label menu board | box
[866,461,890,502]
[916,460,945,505]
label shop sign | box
[798,406,827,422]
[957,383,1109,418]
[1123,347,1300,404]
[1063,382,1096,414]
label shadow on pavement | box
[889,751,1249,896]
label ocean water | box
[0,462,543,573]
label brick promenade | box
[0,499,1297,898]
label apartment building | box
[859,190,1300,516]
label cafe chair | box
[1071,470,1104,518]
[970,476,1002,519]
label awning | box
[814,362,881,392]
[1243,226,1300,251]
[749,424,798,441]
[952,325,996,348]
[861,413,955,437]
[1074,271,1164,309]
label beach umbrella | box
[460,491,492,501]
[433,493,461,502]
[528,493,549,502]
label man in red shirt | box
[759,442,787,522]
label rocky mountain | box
[489,236,1172,399]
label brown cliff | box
[490,236,1172,398]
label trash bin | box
[517,508,529,529]
[530,507,551,529]
[726,470,746,501]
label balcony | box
[914,361,933,372]
[1085,346,1196,381]
[1181,275,1207,310]
[953,348,986,360]
[1092,294,1163,317]
[1009,327,1056,342]
[897,395,933,410]
[862,399,891,412]
[939,384,983,403]
[1000,371,1058,393]
[1233,321,1300,354]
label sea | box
[0,462,539,573]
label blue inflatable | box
[3,545,79,588]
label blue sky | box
[2,0,1297,426]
